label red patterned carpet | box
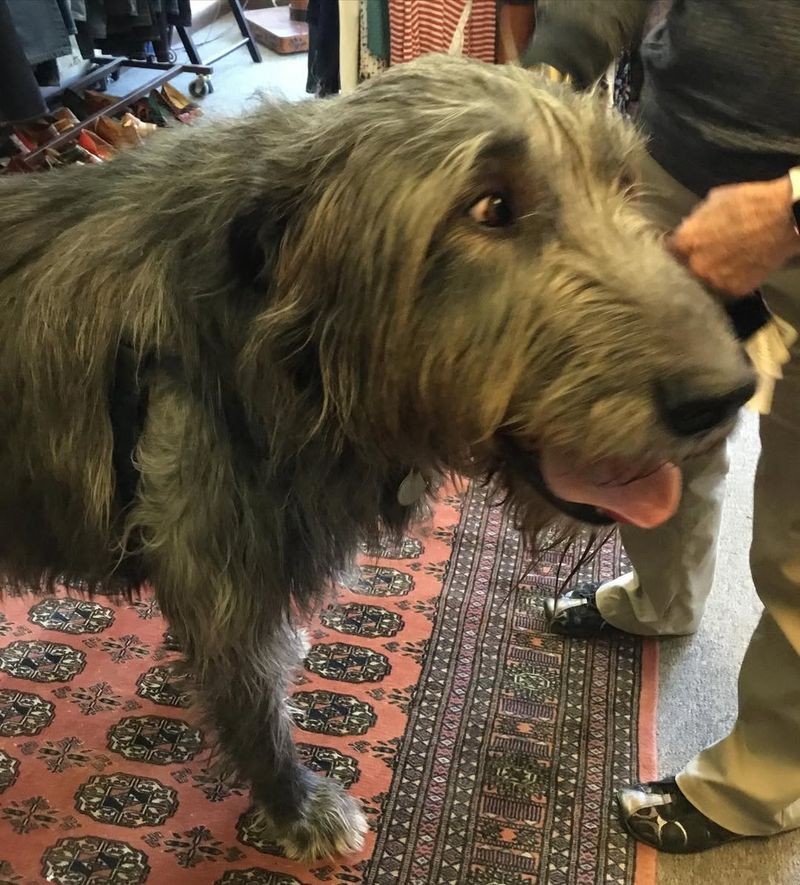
[0,483,656,885]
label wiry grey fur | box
[0,56,750,858]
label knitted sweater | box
[522,0,800,196]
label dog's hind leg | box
[131,381,367,860]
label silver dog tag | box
[398,469,427,506]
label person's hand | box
[669,176,800,296]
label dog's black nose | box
[658,378,756,437]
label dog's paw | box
[284,780,368,860]
[254,778,368,861]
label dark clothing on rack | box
[6,0,73,65]
[523,0,800,197]
[78,0,191,57]
[0,0,74,121]
[56,0,78,32]
[0,2,47,121]
[0,0,193,122]
[307,0,340,97]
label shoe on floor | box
[617,778,745,854]
[543,581,611,638]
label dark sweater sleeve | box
[521,0,650,88]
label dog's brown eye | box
[469,193,513,227]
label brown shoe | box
[93,115,141,149]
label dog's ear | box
[228,206,266,288]
[227,204,287,305]
[232,194,326,422]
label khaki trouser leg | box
[596,154,728,636]
[598,447,729,635]
[678,263,800,835]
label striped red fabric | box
[389,0,497,65]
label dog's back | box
[0,169,117,583]
[0,130,225,585]
[0,101,318,587]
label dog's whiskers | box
[517,210,547,221]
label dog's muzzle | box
[519,291,770,526]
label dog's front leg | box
[129,379,367,860]
[187,617,367,861]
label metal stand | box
[172,0,261,96]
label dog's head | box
[238,55,753,532]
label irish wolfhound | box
[0,55,753,858]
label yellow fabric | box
[528,63,572,84]
[744,314,797,415]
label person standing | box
[523,0,800,853]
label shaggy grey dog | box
[0,56,753,859]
